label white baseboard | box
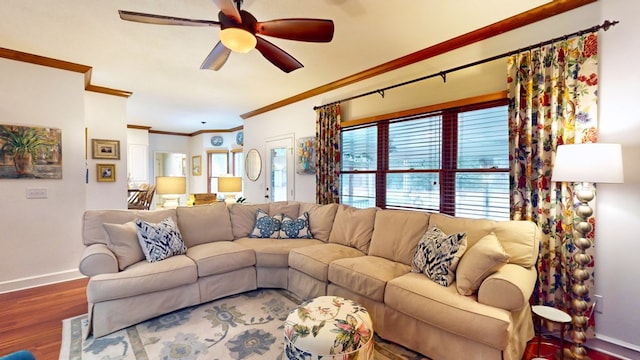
[0,269,84,294]
[547,330,640,360]
[591,335,640,360]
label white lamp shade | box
[156,176,187,195]
[218,176,242,193]
[552,143,624,183]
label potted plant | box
[0,125,52,177]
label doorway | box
[265,135,294,202]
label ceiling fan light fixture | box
[220,27,256,53]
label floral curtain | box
[507,33,599,329]
[315,104,341,204]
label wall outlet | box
[594,294,603,314]
[26,188,48,199]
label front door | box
[265,136,294,202]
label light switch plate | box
[26,188,48,199]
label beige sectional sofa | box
[79,201,540,360]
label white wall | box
[126,128,150,187]
[243,98,319,203]
[0,59,87,291]
[244,1,640,353]
[595,0,640,351]
[85,92,128,210]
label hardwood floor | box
[0,278,88,360]
[0,278,624,360]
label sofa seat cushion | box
[186,241,255,277]
[87,255,197,303]
[385,272,512,349]
[234,238,323,267]
[289,243,365,282]
[328,256,410,302]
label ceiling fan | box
[119,0,334,73]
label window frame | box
[340,93,509,219]
[207,150,229,193]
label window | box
[207,150,229,193]
[340,99,509,220]
[231,148,244,177]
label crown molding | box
[240,0,596,119]
[0,47,132,98]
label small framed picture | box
[192,155,202,176]
[296,136,316,174]
[92,139,120,160]
[97,163,116,182]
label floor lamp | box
[551,143,624,359]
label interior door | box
[265,136,294,202]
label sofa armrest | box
[79,244,118,277]
[477,263,536,311]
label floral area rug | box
[59,289,429,360]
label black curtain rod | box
[313,20,619,111]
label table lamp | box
[551,143,623,359]
[218,176,242,204]
[156,176,186,208]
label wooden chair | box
[128,185,155,210]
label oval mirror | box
[245,148,262,182]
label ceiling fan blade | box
[119,10,220,27]
[200,42,232,71]
[212,0,242,23]
[256,19,334,42]
[255,36,303,73]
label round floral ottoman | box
[284,295,374,360]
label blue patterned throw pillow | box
[135,217,187,263]
[412,225,467,287]
[249,209,283,238]
[279,212,313,239]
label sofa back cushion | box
[228,203,270,239]
[103,221,144,270]
[429,213,540,268]
[83,209,176,246]
[176,203,233,247]
[328,205,376,253]
[268,201,300,219]
[369,210,430,265]
[299,202,339,242]
[428,213,495,248]
[492,220,540,268]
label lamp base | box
[223,194,236,204]
[162,194,180,209]
[558,348,591,360]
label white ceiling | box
[0,0,550,134]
